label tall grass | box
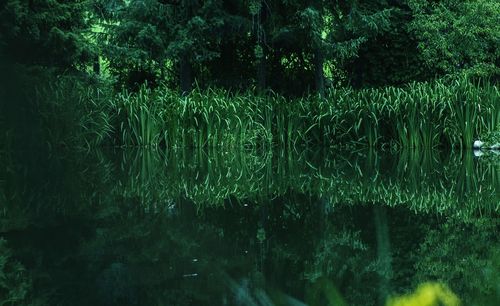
[103,77,497,149]
[30,76,497,150]
[23,77,115,150]
[108,86,276,148]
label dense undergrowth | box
[6,75,499,150]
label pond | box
[1,148,499,306]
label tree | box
[408,0,500,78]
[322,1,393,88]
[346,2,429,87]
[105,0,226,92]
[0,0,94,70]
[267,1,393,94]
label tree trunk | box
[314,48,325,97]
[374,206,393,305]
[256,2,266,93]
[93,54,100,75]
[179,53,192,95]
[257,55,266,92]
[179,0,193,95]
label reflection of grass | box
[413,216,500,306]
[113,149,498,217]
[3,147,497,305]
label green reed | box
[110,86,276,148]
[67,75,498,150]
[477,80,499,141]
[12,74,496,151]
[27,77,114,149]
[449,78,479,148]
[112,86,161,147]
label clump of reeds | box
[26,77,114,149]
[44,75,497,150]
[301,77,497,149]
[109,85,276,149]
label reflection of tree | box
[304,206,378,306]
[1,148,115,232]
[1,147,498,305]
[0,239,34,305]
[412,216,500,305]
[79,203,236,305]
[373,206,393,305]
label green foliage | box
[324,2,393,62]
[29,77,114,149]
[349,5,429,86]
[263,1,397,92]
[7,71,496,151]
[0,66,114,151]
[1,0,498,92]
[0,0,94,69]
[102,0,227,88]
[408,0,500,78]
[110,85,274,148]
[413,217,500,305]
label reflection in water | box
[113,148,498,216]
[387,282,460,306]
[0,148,499,305]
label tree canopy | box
[0,0,498,94]
[0,0,94,70]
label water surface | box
[1,148,499,305]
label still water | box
[1,148,499,305]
